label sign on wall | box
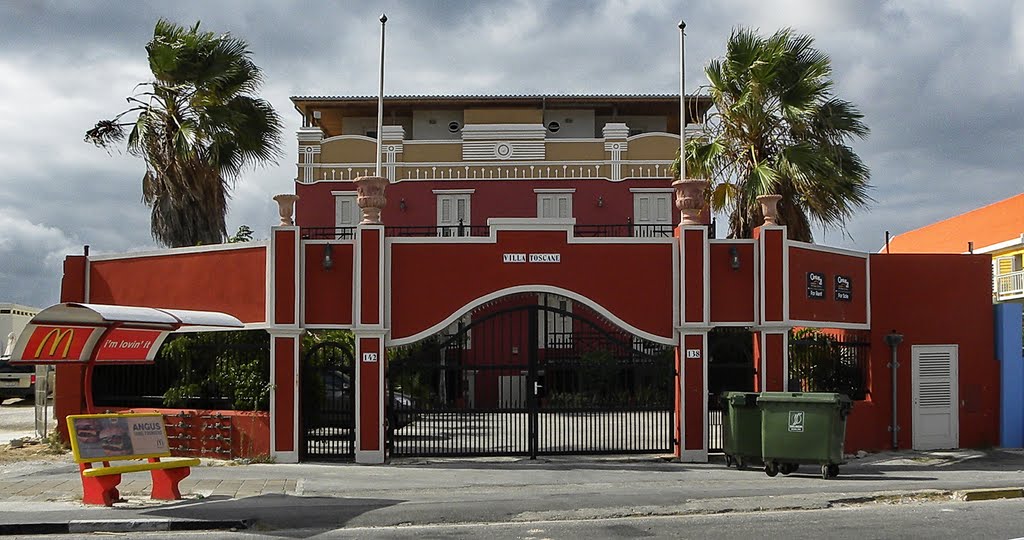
[834,275,852,302]
[806,272,825,300]
[503,253,561,264]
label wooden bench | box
[67,413,201,506]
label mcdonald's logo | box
[18,325,99,363]
[34,328,75,359]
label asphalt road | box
[20,497,1024,539]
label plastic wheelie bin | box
[756,392,853,479]
[720,392,761,469]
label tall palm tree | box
[86,19,282,247]
[677,27,871,241]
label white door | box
[912,345,959,450]
[334,193,358,237]
[537,193,572,219]
[437,193,470,236]
[498,375,526,409]
[633,192,672,237]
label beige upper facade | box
[290,94,712,185]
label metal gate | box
[301,341,356,460]
[707,327,755,452]
[387,295,675,458]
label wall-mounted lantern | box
[729,246,740,270]
[322,244,334,271]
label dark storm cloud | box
[1,0,1021,307]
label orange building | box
[887,193,1024,304]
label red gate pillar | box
[270,195,301,463]
[753,195,789,392]
[675,179,710,463]
[55,253,89,441]
[353,176,387,465]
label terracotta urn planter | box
[354,176,389,224]
[272,194,299,226]
[757,194,783,226]
[672,178,710,225]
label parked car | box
[0,355,53,403]
[315,369,417,430]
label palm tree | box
[677,27,871,241]
[86,19,282,247]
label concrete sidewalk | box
[1,449,1023,535]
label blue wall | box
[995,303,1024,448]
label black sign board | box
[835,274,852,302]
[807,272,825,299]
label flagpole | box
[679,19,686,182]
[376,13,387,178]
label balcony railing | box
[301,222,706,240]
[996,269,1024,300]
[299,160,675,184]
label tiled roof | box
[887,193,1024,253]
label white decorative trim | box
[380,125,405,141]
[87,241,269,261]
[602,122,629,140]
[389,284,675,347]
[789,240,870,259]
[431,189,476,195]
[297,126,323,143]
[971,236,1024,255]
[84,254,91,303]
[298,159,675,184]
[321,134,377,144]
[269,333,301,464]
[783,230,790,325]
[402,140,461,146]
[788,320,870,330]
[533,188,577,193]
[629,188,675,193]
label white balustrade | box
[300,159,674,184]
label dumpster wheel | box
[725,455,734,468]
[821,464,840,479]
[779,463,798,475]
[735,456,747,470]
[764,461,779,477]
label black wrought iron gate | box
[387,296,675,458]
[301,341,356,460]
[707,327,755,452]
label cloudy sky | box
[1,0,1022,309]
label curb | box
[954,487,1024,502]
[0,518,250,536]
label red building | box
[42,94,1001,465]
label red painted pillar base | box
[270,332,300,463]
[355,333,386,464]
[754,330,789,392]
[677,332,708,463]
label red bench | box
[67,413,200,506]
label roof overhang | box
[8,303,244,365]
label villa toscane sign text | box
[503,253,561,264]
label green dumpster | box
[721,391,761,469]
[757,392,853,479]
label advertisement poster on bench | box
[71,416,167,460]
